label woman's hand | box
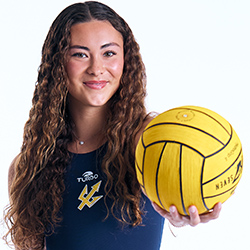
[152,202,222,227]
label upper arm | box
[135,114,156,149]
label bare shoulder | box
[142,114,155,130]
[135,113,157,148]
[8,155,20,195]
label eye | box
[72,52,87,58]
[103,51,117,57]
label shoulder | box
[8,155,20,195]
[135,113,157,148]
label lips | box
[84,81,108,90]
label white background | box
[0,0,249,249]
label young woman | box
[4,2,221,249]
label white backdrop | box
[0,0,249,249]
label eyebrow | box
[69,42,121,51]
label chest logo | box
[78,181,103,210]
[77,171,99,183]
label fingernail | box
[189,206,196,214]
[169,206,176,213]
[217,202,222,210]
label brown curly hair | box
[4,1,148,249]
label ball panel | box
[169,106,231,136]
[157,143,183,212]
[146,106,231,144]
[181,146,207,215]
[142,143,167,204]
[143,123,225,157]
[202,150,243,209]
[135,137,144,175]
[135,161,144,190]
[202,128,242,184]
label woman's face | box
[66,20,124,109]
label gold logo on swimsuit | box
[78,181,103,210]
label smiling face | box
[65,20,124,109]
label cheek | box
[65,60,81,80]
[110,59,124,80]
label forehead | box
[69,20,123,47]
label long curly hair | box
[4,1,147,249]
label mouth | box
[83,81,108,90]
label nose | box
[86,56,104,76]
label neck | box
[68,104,108,154]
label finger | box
[152,203,186,227]
[169,206,182,222]
[151,202,170,218]
[188,206,201,227]
[169,206,189,227]
[211,202,222,219]
[200,202,222,223]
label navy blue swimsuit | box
[46,145,165,249]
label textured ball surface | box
[135,106,243,215]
